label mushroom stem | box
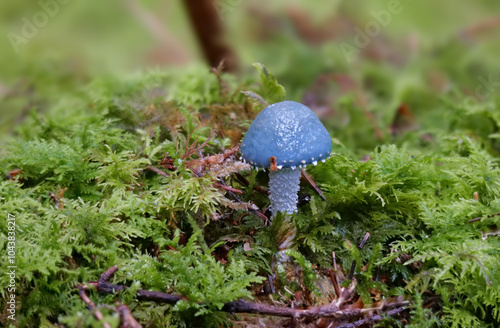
[269,168,301,251]
[269,168,301,216]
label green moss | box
[1,61,500,327]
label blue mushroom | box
[241,101,332,251]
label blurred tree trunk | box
[183,0,237,71]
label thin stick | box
[330,252,342,298]
[468,212,500,223]
[301,169,327,201]
[267,274,276,294]
[359,232,370,249]
[217,178,268,220]
[213,181,243,194]
[335,306,408,328]
[116,304,142,328]
[328,269,341,299]
[81,266,409,320]
[76,286,111,328]
[145,166,168,177]
[348,261,356,281]
[100,265,119,283]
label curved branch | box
[79,266,409,322]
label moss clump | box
[1,63,500,328]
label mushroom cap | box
[241,101,332,169]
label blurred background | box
[1,0,500,150]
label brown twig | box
[301,169,327,201]
[213,181,243,194]
[335,306,408,328]
[116,304,142,328]
[78,270,142,328]
[348,261,356,281]
[359,232,370,249]
[94,281,356,318]
[182,129,214,160]
[145,165,168,177]
[100,265,119,283]
[217,178,243,199]
[329,252,342,299]
[328,269,341,299]
[468,212,500,223]
[76,285,112,328]
[267,274,276,294]
[217,178,268,220]
[82,266,409,320]
[222,299,362,318]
